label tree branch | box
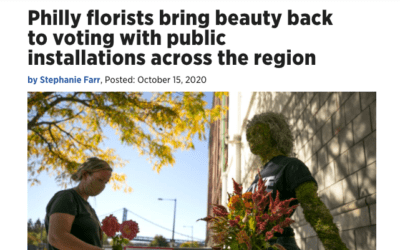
[31,128,55,155]
[33,109,84,128]
[28,95,94,130]
[54,124,94,149]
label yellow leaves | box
[28,92,226,191]
[110,172,133,193]
[111,172,126,182]
[124,186,133,193]
[29,178,41,187]
[215,92,229,99]
[248,215,256,232]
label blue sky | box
[27,92,214,242]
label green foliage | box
[28,219,34,232]
[102,232,109,246]
[180,241,200,247]
[295,182,348,250]
[246,111,348,250]
[27,227,47,246]
[246,123,286,165]
[28,92,228,190]
[33,218,42,233]
[110,236,130,246]
[28,232,39,246]
[246,112,294,157]
[149,235,169,247]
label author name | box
[28,76,101,85]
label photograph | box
[27,92,376,250]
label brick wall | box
[206,94,228,246]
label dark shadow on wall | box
[248,92,376,248]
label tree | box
[28,232,40,246]
[28,92,227,190]
[34,218,42,233]
[180,241,200,248]
[27,225,47,246]
[28,219,34,232]
[149,235,169,247]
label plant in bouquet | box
[199,172,298,250]
[101,214,140,250]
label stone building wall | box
[228,92,376,250]
[287,92,376,250]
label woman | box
[45,157,112,250]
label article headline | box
[28,9,333,67]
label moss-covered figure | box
[246,112,348,250]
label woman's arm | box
[48,213,102,250]
[295,181,348,250]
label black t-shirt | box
[246,155,317,237]
[45,189,102,250]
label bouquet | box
[199,172,298,250]
[101,214,140,250]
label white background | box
[1,0,399,249]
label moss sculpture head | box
[246,112,294,164]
